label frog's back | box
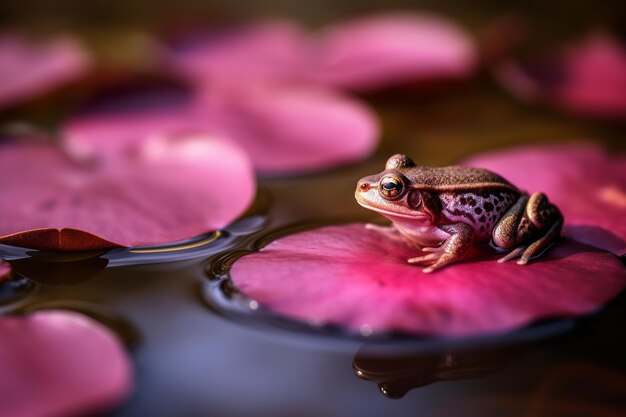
[404,166,517,192]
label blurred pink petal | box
[230,224,626,337]
[0,310,132,417]
[0,260,10,282]
[464,143,626,255]
[203,83,379,174]
[0,134,255,250]
[495,33,626,118]
[62,85,209,163]
[315,12,477,91]
[166,21,312,86]
[0,34,91,109]
[63,83,379,175]
[164,12,477,92]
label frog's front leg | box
[493,192,562,264]
[408,223,474,273]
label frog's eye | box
[379,175,405,200]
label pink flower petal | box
[0,310,132,417]
[63,82,379,175]
[464,143,626,255]
[0,260,10,282]
[203,83,379,174]
[163,13,477,92]
[0,134,255,250]
[495,33,626,118]
[230,223,626,337]
[315,11,477,91]
[0,34,91,109]
[62,84,209,164]
[166,21,313,86]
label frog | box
[355,154,563,273]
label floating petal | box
[495,33,626,118]
[230,223,626,337]
[0,134,255,250]
[0,310,132,417]
[0,34,90,108]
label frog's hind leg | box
[498,218,562,264]
[495,192,563,264]
[492,195,529,249]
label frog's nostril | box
[359,182,370,192]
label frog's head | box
[355,154,431,222]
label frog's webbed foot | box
[498,218,562,265]
[495,192,563,265]
[408,223,474,273]
[408,246,454,273]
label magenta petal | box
[496,33,626,118]
[0,310,132,417]
[0,135,255,250]
[0,260,10,282]
[315,12,477,91]
[62,105,209,164]
[165,21,313,86]
[204,83,379,174]
[64,82,379,174]
[464,143,626,255]
[0,34,91,108]
[230,224,626,337]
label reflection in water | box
[353,342,530,398]
[472,362,626,417]
[1,215,268,285]
[18,300,141,349]
[108,215,268,266]
[9,250,110,285]
[0,275,36,309]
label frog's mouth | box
[356,200,429,220]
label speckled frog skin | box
[355,154,563,272]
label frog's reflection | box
[353,342,527,398]
[9,250,109,285]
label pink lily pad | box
[0,310,132,417]
[164,12,477,92]
[62,82,379,175]
[200,83,379,174]
[230,224,626,337]
[315,11,477,91]
[495,32,626,118]
[464,143,626,256]
[0,33,91,109]
[166,21,312,86]
[0,134,255,250]
[0,260,10,282]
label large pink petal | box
[165,21,313,86]
[0,134,255,250]
[203,83,379,174]
[63,83,379,175]
[163,13,476,92]
[0,34,91,109]
[495,33,626,118]
[464,143,626,255]
[230,223,626,337]
[62,103,209,164]
[314,11,477,91]
[0,310,132,417]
